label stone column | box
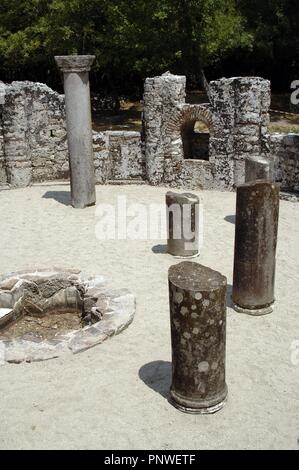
[166,191,200,258]
[55,55,96,208]
[232,180,280,315]
[168,261,227,414]
[245,155,273,182]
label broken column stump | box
[245,155,273,183]
[168,261,228,414]
[232,180,280,315]
[166,191,200,258]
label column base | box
[169,252,200,259]
[72,200,96,209]
[169,386,227,415]
[233,301,274,316]
[169,397,227,414]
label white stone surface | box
[0,308,12,319]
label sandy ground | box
[0,183,298,450]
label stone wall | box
[0,120,5,185]
[0,81,68,187]
[143,72,186,185]
[0,76,298,192]
[0,81,144,188]
[143,73,272,190]
[0,83,6,184]
[209,76,271,188]
[93,131,144,184]
[269,133,299,191]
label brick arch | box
[165,104,214,140]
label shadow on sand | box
[42,191,72,206]
[139,360,171,399]
[151,244,168,254]
[224,215,235,224]
[226,284,234,309]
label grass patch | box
[269,124,299,134]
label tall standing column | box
[245,155,273,182]
[232,180,280,315]
[55,55,96,208]
[166,191,200,258]
[169,261,227,414]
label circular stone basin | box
[0,268,135,363]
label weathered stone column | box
[232,180,280,315]
[166,191,200,258]
[55,55,96,208]
[245,155,273,182]
[168,261,227,414]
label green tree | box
[0,0,251,92]
[237,0,299,88]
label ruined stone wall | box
[93,132,110,184]
[0,130,6,185]
[0,81,144,188]
[0,81,68,187]
[93,131,144,184]
[209,76,271,188]
[143,72,186,185]
[143,73,273,190]
[270,133,299,191]
[143,72,218,189]
[164,103,216,189]
[0,125,5,184]
[0,77,298,192]
[0,83,6,184]
[209,75,271,190]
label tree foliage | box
[0,0,297,93]
[237,0,299,87]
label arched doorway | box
[163,104,214,186]
[181,120,210,161]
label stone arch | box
[164,104,214,160]
[165,105,214,138]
